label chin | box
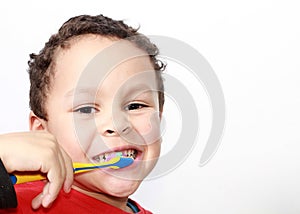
[104,176,141,197]
[73,173,141,199]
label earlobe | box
[29,111,47,131]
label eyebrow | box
[123,83,155,94]
[64,84,155,100]
[64,87,98,98]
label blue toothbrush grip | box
[10,175,17,185]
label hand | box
[0,131,74,209]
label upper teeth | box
[124,149,137,159]
[92,149,137,163]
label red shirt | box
[1,181,152,214]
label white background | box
[1,1,300,213]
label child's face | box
[38,35,162,197]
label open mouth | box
[92,149,138,163]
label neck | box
[71,185,133,213]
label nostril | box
[106,129,115,134]
[104,126,131,136]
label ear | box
[29,111,47,131]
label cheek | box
[47,116,92,162]
[130,111,161,145]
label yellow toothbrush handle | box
[10,156,124,184]
[10,173,46,185]
[73,156,121,173]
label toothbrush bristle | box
[116,152,123,157]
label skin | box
[29,35,162,212]
[0,131,74,209]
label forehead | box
[53,35,121,77]
[51,35,156,95]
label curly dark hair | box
[28,14,165,121]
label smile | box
[92,149,138,163]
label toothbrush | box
[10,156,134,185]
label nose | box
[97,111,131,137]
[104,126,131,136]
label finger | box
[60,149,74,193]
[54,147,72,193]
[32,182,50,209]
[42,166,64,207]
[32,147,67,209]
[41,182,55,208]
[31,193,43,209]
[38,153,64,208]
[39,139,69,205]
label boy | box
[0,14,165,213]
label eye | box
[75,106,98,114]
[125,103,149,111]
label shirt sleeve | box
[0,158,17,209]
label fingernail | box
[64,187,71,193]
